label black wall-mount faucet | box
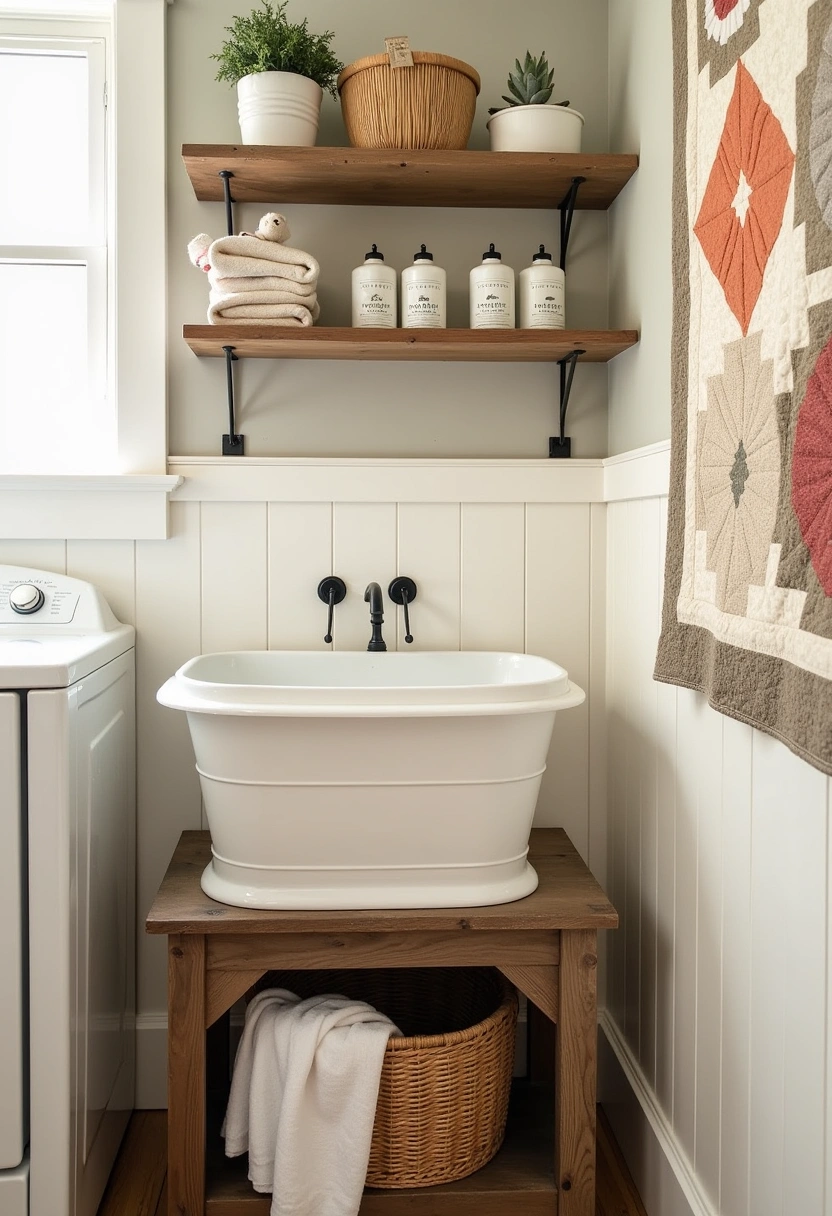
[364,582,387,652]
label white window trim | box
[0,0,177,539]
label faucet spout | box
[364,582,387,652]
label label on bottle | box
[471,275,514,328]
[403,278,444,328]
[526,276,566,329]
[354,275,396,327]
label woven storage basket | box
[265,967,517,1188]
[337,52,481,150]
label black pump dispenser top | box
[482,242,501,260]
[365,243,384,260]
[533,244,553,262]
[413,243,434,261]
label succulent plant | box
[488,52,569,115]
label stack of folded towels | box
[223,987,401,1216]
[188,212,320,327]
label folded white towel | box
[208,274,318,299]
[223,988,400,1216]
[207,290,320,327]
[189,231,320,286]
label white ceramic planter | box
[236,70,322,146]
[487,105,585,154]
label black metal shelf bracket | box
[222,345,244,456]
[549,349,585,459]
[219,170,235,236]
[558,176,586,271]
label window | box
[0,25,110,471]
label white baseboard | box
[599,1011,715,1216]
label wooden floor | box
[97,1107,647,1216]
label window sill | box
[0,474,183,540]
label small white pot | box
[487,104,585,154]
[236,71,323,146]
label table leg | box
[556,929,598,1216]
[168,934,206,1216]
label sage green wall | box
[167,0,611,458]
[607,0,673,455]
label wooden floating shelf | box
[183,145,639,210]
[183,326,639,363]
[206,1082,556,1215]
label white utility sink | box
[158,651,585,910]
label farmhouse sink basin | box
[158,651,585,910]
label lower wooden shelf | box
[206,1082,555,1215]
[183,325,638,363]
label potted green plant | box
[486,52,583,154]
[213,0,343,146]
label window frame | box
[0,28,111,470]
[0,0,177,539]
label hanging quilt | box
[655,0,832,773]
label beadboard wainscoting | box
[602,489,832,1216]
[0,459,612,1108]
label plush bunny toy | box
[187,212,293,275]
[251,212,291,243]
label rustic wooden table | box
[146,828,617,1216]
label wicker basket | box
[337,52,481,150]
[266,967,517,1188]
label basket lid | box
[338,51,481,94]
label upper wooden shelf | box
[183,326,639,363]
[182,145,639,210]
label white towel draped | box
[223,988,400,1216]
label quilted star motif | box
[694,61,795,334]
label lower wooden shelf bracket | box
[222,344,244,456]
[550,348,585,459]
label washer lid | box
[0,629,134,688]
[0,566,134,687]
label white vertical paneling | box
[605,481,832,1216]
[623,500,641,1052]
[0,540,66,573]
[267,503,332,649]
[672,687,699,1155]
[526,504,590,847]
[66,541,136,625]
[332,503,397,651]
[638,498,660,1087]
[607,503,628,1029]
[719,716,752,1216]
[200,502,268,653]
[654,496,676,1119]
[693,704,723,1203]
[460,504,524,652]
[749,731,788,1216]
[781,755,827,1216]
[396,504,460,650]
[134,501,202,1013]
[588,504,608,983]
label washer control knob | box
[9,583,45,614]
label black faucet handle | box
[317,576,347,644]
[388,577,418,644]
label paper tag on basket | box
[385,36,414,68]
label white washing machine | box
[0,566,135,1216]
